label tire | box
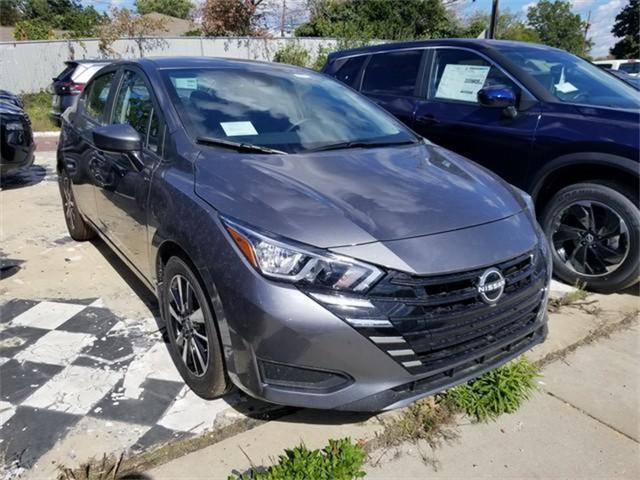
[58,168,96,241]
[541,182,640,293]
[161,256,230,398]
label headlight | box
[512,185,535,216]
[5,121,24,131]
[221,217,383,292]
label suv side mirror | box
[477,85,517,109]
[93,124,142,152]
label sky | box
[459,0,625,58]
[83,0,626,59]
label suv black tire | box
[541,182,639,293]
[58,168,96,241]
[161,256,230,399]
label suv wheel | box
[541,182,639,293]
[58,168,96,241]
[161,256,230,398]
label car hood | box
[0,100,23,116]
[194,142,523,248]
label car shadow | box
[0,164,48,190]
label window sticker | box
[435,64,491,102]
[220,121,258,136]
[554,81,578,94]
[174,77,198,90]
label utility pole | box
[280,0,287,38]
[487,0,499,39]
[583,10,591,53]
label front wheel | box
[541,182,639,293]
[58,168,96,241]
[161,256,230,399]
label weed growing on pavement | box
[57,453,124,480]
[443,356,540,422]
[548,282,589,312]
[229,438,366,480]
[371,397,458,468]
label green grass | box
[229,438,366,480]
[20,91,58,132]
[443,356,540,422]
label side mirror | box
[93,124,142,153]
[477,85,517,109]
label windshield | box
[161,66,417,154]
[497,44,640,109]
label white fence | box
[0,37,336,94]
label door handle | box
[415,114,438,125]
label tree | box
[610,0,640,58]
[462,10,538,43]
[135,0,193,19]
[7,0,105,37]
[13,18,52,39]
[62,5,106,38]
[0,0,22,25]
[98,8,168,57]
[295,0,459,41]
[527,0,592,56]
[200,0,264,36]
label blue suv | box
[323,40,640,293]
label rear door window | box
[330,55,366,88]
[362,49,423,96]
[429,49,517,104]
[82,72,116,124]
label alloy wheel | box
[551,200,630,277]
[61,174,76,231]
[168,274,210,377]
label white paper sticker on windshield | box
[220,121,258,136]
[174,77,198,90]
[435,64,491,102]
[555,81,578,93]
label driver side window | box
[113,70,163,154]
[429,49,517,104]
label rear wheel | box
[58,168,95,241]
[161,256,230,398]
[541,182,639,293]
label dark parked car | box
[323,39,640,293]
[49,60,111,126]
[0,89,24,109]
[1,91,34,175]
[608,68,640,90]
[57,57,550,411]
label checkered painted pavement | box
[0,298,272,475]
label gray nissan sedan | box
[57,57,551,411]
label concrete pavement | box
[145,295,639,479]
[365,324,640,479]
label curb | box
[33,131,60,138]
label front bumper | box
[211,214,551,412]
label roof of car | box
[67,59,111,65]
[326,38,561,60]
[132,56,306,72]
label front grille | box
[315,250,547,376]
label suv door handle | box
[415,114,438,125]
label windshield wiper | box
[310,139,419,153]
[196,136,287,155]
